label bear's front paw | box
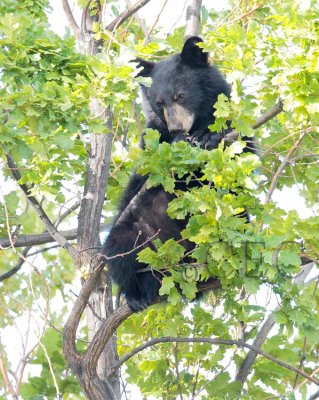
[204,132,225,150]
[190,132,224,150]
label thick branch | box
[85,303,132,371]
[5,153,78,260]
[0,224,110,249]
[0,227,77,249]
[252,100,283,129]
[185,0,202,38]
[84,277,220,370]
[235,314,276,383]
[77,105,113,263]
[61,0,81,39]
[105,0,152,32]
[63,261,220,375]
[63,259,105,366]
[109,336,319,386]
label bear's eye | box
[155,100,163,108]
[175,93,185,102]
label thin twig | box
[147,0,169,39]
[125,0,149,38]
[55,200,80,228]
[0,353,18,399]
[264,127,310,204]
[0,201,84,282]
[15,259,50,395]
[232,4,261,23]
[0,247,30,282]
[38,341,61,398]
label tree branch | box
[252,100,283,129]
[55,200,80,228]
[125,0,149,38]
[5,153,78,260]
[147,0,169,40]
[104,0,152,32]
[309,390,319,400]
[77,104,113,262]
[61,0,81,39]
[63,259,105,366]
[235,314,276,383]
[0,202,83,282]
[232,4,261,23]
[108,336,319,386]
[236,261,316,384]
[264,127,310,204]
[0,227,76,249]
[0,352,18,400]
[0,247,30,282]
[224,100,283,145]
[0,224,110,249]
[63,253,130,399]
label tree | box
[0,0,318,399]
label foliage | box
[0,0,318,399]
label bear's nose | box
[164,106,185,134]
[169,128,185,135]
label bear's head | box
[135,36,230,137]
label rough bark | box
[62,3,121,399]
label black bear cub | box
[103,36,244,312]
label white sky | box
[48,0,229,37]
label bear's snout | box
[164,104,194,134]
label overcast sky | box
[48,0,229,37]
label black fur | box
[103,37,251,312]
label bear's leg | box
[103,223,161,312]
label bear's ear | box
[134,58,155,77]
[180,36,208,67]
